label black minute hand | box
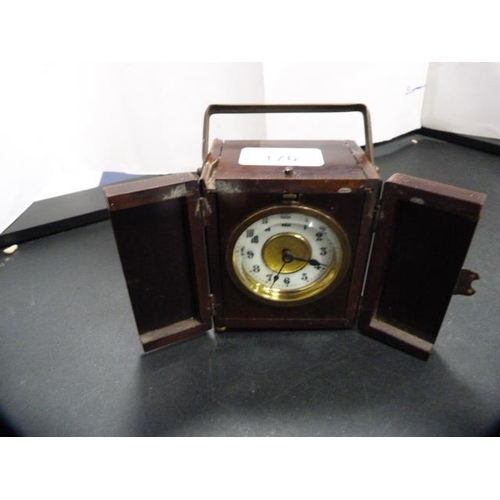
[270,261,287,289]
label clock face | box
[227,205,351,305]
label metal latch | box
[453,269,480,296]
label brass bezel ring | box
[226,205,351,306]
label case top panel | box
[213,140,380,184]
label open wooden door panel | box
[104,174,212,352]
[359,174,486,359]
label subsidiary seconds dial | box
[228,205,351,304]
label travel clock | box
[104,104,486,359]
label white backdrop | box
[262,62,428,144]
[0,62,429,233]
[422,62,500,139]
[1,63,265,233]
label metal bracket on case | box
[202,103,375,165]
[453,269,480,296]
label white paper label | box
[238,147,324,167]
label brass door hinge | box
[371,202,383,233]
[195,197,212,226]
[209,293,218,317]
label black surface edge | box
[2,128,499,249]
[0,187,108,248]
[1,176,153,248]
[420,127,500,156]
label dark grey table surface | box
[1,133,499,436]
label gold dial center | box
[261,233,312,273]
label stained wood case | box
[359,174,486,359]
[104,139,485,359]
[104,174,212,352]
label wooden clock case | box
[104,104,486,360]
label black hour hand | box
[285,252,327,268]
[308,258,327,268]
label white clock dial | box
[228,206,350,304]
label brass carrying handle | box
[202,103,375,164]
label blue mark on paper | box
[406,84,426,95]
